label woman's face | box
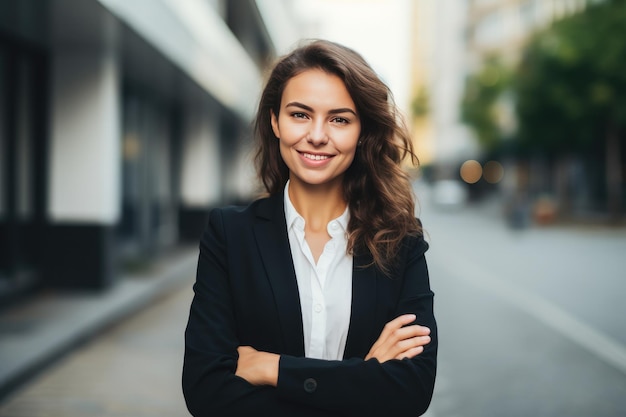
[271,68,361,190]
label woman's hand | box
[366,314,431,362]
[236,346,280,386]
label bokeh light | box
[460,160,482,184]
[483,160,504,184]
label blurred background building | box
[0,0,304,301]
[466,0,593,65]
[411,0,475,175]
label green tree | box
[514,0,626,220]
[461,55,513,154]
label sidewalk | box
[0,245,199,401]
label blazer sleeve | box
[275,235,437,417]
[182,209,344,417]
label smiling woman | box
[183,39,437,417]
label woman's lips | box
[298,151,334,166]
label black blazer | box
[183,193,437,417]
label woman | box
[183,39,437,417]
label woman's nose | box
[307,122,328,145]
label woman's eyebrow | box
[285,101,357,116]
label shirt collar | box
[334,204,350,233]
[284,181,303,231]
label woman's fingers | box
[395,336,430,356]
[369,314,417,353]
[385,314,418,334]
[385,324,431,352]
[366,314,431,362]
[396,345,424,360]
[367,316,408,359]
[379,331,430,360]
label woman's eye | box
[332,117,349,124]
[291,112,307,119]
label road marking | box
[432,249,626,376]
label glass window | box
[119,88,177,254]
[119,93,142,244]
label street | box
[1,185,626,416]
[418,183,626,417]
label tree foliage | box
[461,55,513,153]
[513,0,626,156]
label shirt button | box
[304,378,317,393]
[314,304,323,313]
[330,222,338,230]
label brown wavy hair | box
[254,39,421,274]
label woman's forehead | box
[280,69,356,111]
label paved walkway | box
[0,247,198,416]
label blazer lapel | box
[343,252,378,359]
[253,194,305,356]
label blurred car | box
[430,179,468,208]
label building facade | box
[410,0,476,179]
[465,0,600,68]
[0,0,300,301]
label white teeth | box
[303,153,329,161]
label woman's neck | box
[288,179,346,232]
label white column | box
[228,145,258,201]
[48,50,121,224]
[180,102,221,207]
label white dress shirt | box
[284,182,353,360]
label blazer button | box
[303,378,317,393]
